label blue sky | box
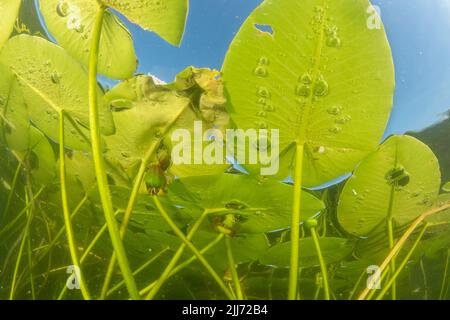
[119,0,450,136]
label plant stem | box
[146,209,209,300]
[59,110,91,300]
[288,142,304,300]
[138,233,225,296]
[225,236,244,300]
[0,187,44,240]
[88,5,139,300]
[1,161,22,223]
[358,201,450,300]
[439,249,450,300]
[26,230,35,299]
[58,210,120,300]
[376,223,428,300]
[9,188,33,300]
[310,226,330,300]
[107,247,170,297]
[387,218,397,300]
[152,196,234,299]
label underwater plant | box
[0,0,449,301]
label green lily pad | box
[103,0,189,46]
[222,0,394,186]
[167,173,325,233]
[40,0,137,79]
[0,35,115,151]
[338,135,441,237]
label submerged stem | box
[225,236,244,300]
[1,161,22,224]
[138,233,225,296]
[310,226,330,300]
[387,218,397,300]
[88,6,139,300]
[358,201,450,300]
[9,188,33,300]
[59,110,91,300]
[288,142,304,300]
[146,209,209,300]
[152,196,234,299]
[376,223,428,300]
[439,249,450,300]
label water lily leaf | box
[261,237,353,269]
[0,0,21,50]
[167,173,325,233]
[222,0,394,186]
[104,75,191,179]
[337,135,441,237]
[40,0,137,79]
[104,71,230,180]
[0,65,56,185]
[0,35,115,151]
[425,194,450,231]
[103,0,189,46]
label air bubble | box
[257,87,270,98]
[296,84,311,97]
[329,126,342,134]
[56,1,69,17]
[314,76,329,96]
[326,36,342,48]
[258,56,270,65]
[327,105,342,115]
[300,72,313,84]
[263,104,275,112]
[254,66,268,77]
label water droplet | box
[56,1,69,17]
[257,87,270,98]
[300,72,313,84]
[75,24,85,33]
[258,56,270,65]
[326,36,342,48]
[314,75,329,96]
[327,105,342,115]
[263,104,275,112]
[257,111,267,117]
[314,146,326,154]
[335,115,352,124]
[329,126,342,134]
[254,66,268,77]
[296,84,311,97]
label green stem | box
[57,210,121,300]
[439,249,450,300]
[138,233,225,296]
[387,218,397,300]
[59,110,91,300]
[348,269,366,300]
[310,226,330,300]
[376,223,428,300]
[108,247,170,297]
[0,187,44,241]
[9,188,33,300]
[288,142,304,300]
[225,236,244,300]
[88,5,139,300]
[358,202,450,300]
[146,209,209,300]
[1,161,22,223]
[152,196,234,299]
[26,231,35,299]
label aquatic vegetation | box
[0,0,449,301]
